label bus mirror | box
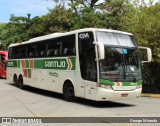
[93,42,105,60]
[138,46,152,63]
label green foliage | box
[0,23,7,50]
[0,14,45,49]
[142,62,160,91]
[120,1,160,62]
[42,5,74,33]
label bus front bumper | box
[95,87,142,101]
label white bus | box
[7,28,152,101]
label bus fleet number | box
[8,62,14,67]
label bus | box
[7,28,152,101]
[0,51,7,79]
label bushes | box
[142,62,160,93]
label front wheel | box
[63,82,76,102]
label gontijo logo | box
[44,58,74,70]
[45,61,65,68]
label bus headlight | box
[100,84,112,90]
[136,84,142,89]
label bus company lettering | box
[45,61,66,68]
[79,33,89,39]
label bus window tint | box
[47,34,76,57]
[36,41,47,57]
[18,45,25,59]
[8,34,76,59]
[61,34,76,56]
[47,38,60,57]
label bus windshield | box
[99,47,141,82]
[96,31,141,82]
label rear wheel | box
[13,75,18,87]
[18,76,24,89]
[63,81,76,102]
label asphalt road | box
[0,79,160,126]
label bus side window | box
[64,48,72,55]
[73,46,76,55]
[14,50,19,58]
[54,49,59,56]
[47,49,54,56]
[36,41,47,57]
[41,51,44,56]
[19,46,25,58]
[61,34,76,56]
[35,51,39,57]
[46,39,58,57]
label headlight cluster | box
[100,84,113,90]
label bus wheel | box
[63,81,76,102]
[18,76,24,89]
[13,75,18,87]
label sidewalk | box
[141,93,160,98]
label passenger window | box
[36,41,47,57]
[46,34,76,57]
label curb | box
[140,93,160,98]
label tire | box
[18,77,24,89]
[63,81,76,102]
[13,75,18,87]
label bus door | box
[78,32,97,100]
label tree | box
[120,1,160,62]
[0,14,45,48]
[0,23,7,50]
[42,5,74,33]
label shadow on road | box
[8,83,135,108]
[76,98,135,108]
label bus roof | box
[8,28,133,47]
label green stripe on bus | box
[100,79,143,86]
[17,60,20,67]
[7,60,18,67]
[100,79,114,86]
[34,60,44,68]
[7,57,76,70]
[70,58,76,70]
[25,60,29,68]
[28,69,31,78]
